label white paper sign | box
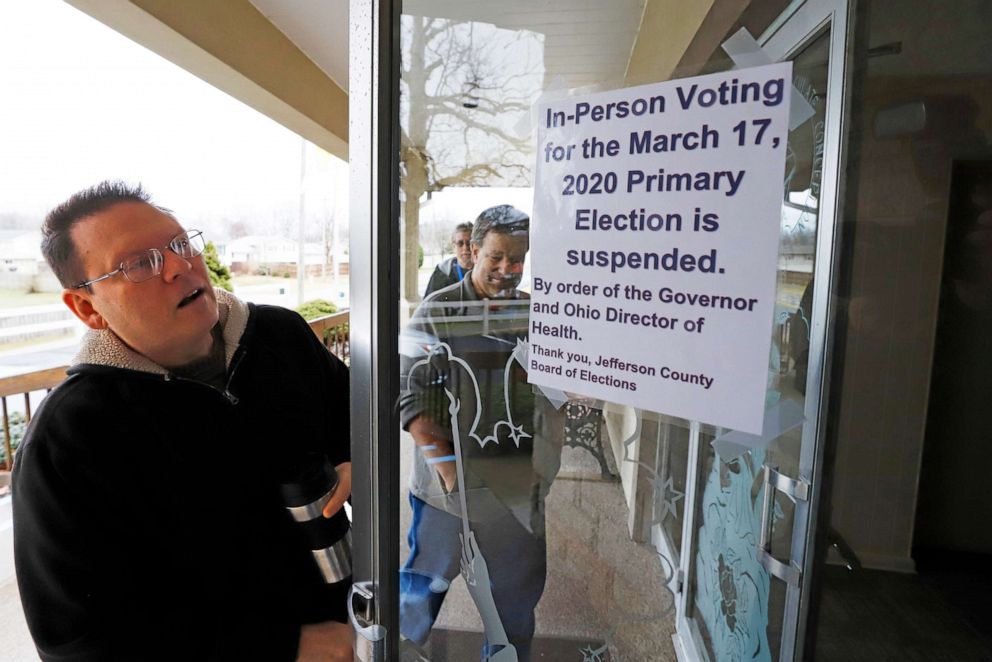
[528,62,792,434]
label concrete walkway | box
[1,496,39,661]
[0,579,36,661]
[399,434,678,661]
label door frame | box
[762,2,857,657]
[672,0,857,660]
[349,0,403,658]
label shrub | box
[203,241,233,291]
[1,411,27,466]
[296,299,338,321]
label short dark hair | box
[471,205,529,246]
[451,222,473,239]
[42,181,155,288]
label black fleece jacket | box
[12,301,350,661]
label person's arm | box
[290,308,352,510]
[407,414,457,492]
[424,265,445,299]
[13,430,116,661]
[399,302,458,491]
[308,321,351,470]
[15,370,340,662]
[317,347,351,515]
[316,348,351,515]
[15,410,319,661]
[321,461,351,518]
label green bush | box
[1,411,27,466]
[204,241,233,291]
[296,299,338,321]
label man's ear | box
[62,289,108,330]
[471,243,480,262]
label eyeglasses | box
[73,230,206,289]
[453,239,471,247]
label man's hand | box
[297,621,353,662]
[433,457,457,493]
[322,462,352,518]
[408,416,456,492]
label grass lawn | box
[231,275,295,287]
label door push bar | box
[349,581,386,662]
[757,465,809,587]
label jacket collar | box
[70,288,250,375]
[458,269,482,301]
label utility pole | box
[297,138,307,306]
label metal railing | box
[0,310,350,471]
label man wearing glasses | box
[423,221,474,298]
[12,182,353,661]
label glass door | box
[349,1,852,660]
[392,6,684,659]
[675,2,852,661]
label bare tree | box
[421,215,455,257]
[400,15,542,303]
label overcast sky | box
[0,0,541,251]
[0,0,347,232]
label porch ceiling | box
[249,0,647,93]
[248,0,350,92]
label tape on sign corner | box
[721,27,816,131]
[722,28,774,69]
[710,399,806,461]
[535,384,569,410]
[712,438,753,463]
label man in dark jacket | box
[423,221,474,298]
[12,181,353,661]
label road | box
[0,337,79,381]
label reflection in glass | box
[396,4,781,661]
[656,419,690,554]
[399,15,543,305]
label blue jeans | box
[400,493,547,661]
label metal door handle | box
[757,465,809,587]
[348,581,386,662]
